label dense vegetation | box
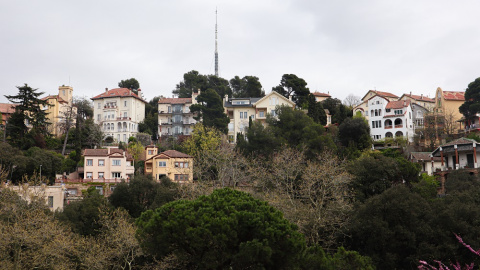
[2,76,480,269]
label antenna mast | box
[215,8,219,77]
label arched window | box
[385,132,393,138]
[385,119,393,128]
[394,118,403,128]
[395,131,404,137]
[379,109,382,116]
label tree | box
[338,117,372,151]
[109,174,178,218]
[307,93,327,125]
[82,119,103,148]
[321,97,352,125]
[56,186,109,236]
[5,84,50,145]
[118,78,140,94]
[268,106,336,158]
[189,89,230,134]
[272,74,310,108]
[459,77,480,119]
[343,94,361,108]
[230,75,265,98]
[139,96,162,138]
[173,70,208,98]
[136,188,306,269]
[236,119,280,158]
[59,103,77,155]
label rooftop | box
[91,88,146,103]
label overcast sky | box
[1,0,480,104]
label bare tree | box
[58,104,77,155]
[343,94,361,108]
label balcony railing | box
[116,117,131,120]
[158,111,172,114]
[395,124,403,128]
[385,125,392,129]
[104,105,117,109]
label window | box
[174,174,189,182]
[98,102,101,109]
[112,172,121,178]
[48,196,54,208]
[123,134,126,142]
[240,112,244,119]
[97,114,101,121]
[175,162,189,168]
[86,159,93,166]
[158,161,166,167]
[259,111,265,117]
[98,172,104,179]
[123,112,127,118]
[67,188,77,195]
[394,109,403,115]
[112,160,121,166]
[95,186,103,195]
[98,159,104,166]
[148,150,153,155]
[168,106,171,113]
[244,112,247,119]
[386,109,391,113]
[124,101,127,107]
[86,172,93,179]
[270,110,277,117]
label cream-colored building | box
[42,85,77,136]
[4,183,65,211]
[83,147,134,181]
[157,92,199,137]
[312,92,331,102]
[91,88,147,143]
[144,147,193,183]
[224,91,296,143]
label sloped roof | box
[158,98,192,104]
[312,92,331,97]
[441,137,476,147]
[162,150,192,158]
[362,90,398,101]
[253,91,295,107]
[224,97,262,108]
[42,95,68,103]
[84,149,109,156]
[386,100,410,109]
[431,137,478,157]
[0,103,16,114]
[410,152,440,162]
[91,88,146,103]
[401,94,434,102]
[443,91,465,101]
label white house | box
[91,88,147,143]
[368,95,415,142]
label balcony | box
[116,117,131,121]
[104,105,117,109]
[158,110,172,114]
[385,125,393,129]
[395,124,403,128]
[160,122,172,126]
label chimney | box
[421,94,423,99]
[403,100,406,106]
[410,91,412,96]
[288,95,293,101]
[105,88,108,92]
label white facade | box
[91,88,146,143]
[368,96,415,142]
[157,92,198,137]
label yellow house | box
[223,91,296,143]
[42,85,77,136]
[398,93,435,112]
[144,147,193,183]
[312,92,331,102]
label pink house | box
[83,147,134,182]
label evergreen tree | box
[190,89,230,134]
[272,74,310,108]
[307,93,327,125]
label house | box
[312,92,331,102]
[409,152,441,175]
[367,95,414,142]
[0,103,16,126]
[431,137,480,193]
[91,88,147,143]
[398,93,435,111]
[3,183,65,211]
[144,146,193,183]
[41,85,77,136]
[354,90,399,120]
[223,91,296,143]
[83,147,134,181]
[157,92,199,137]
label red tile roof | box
[162,150,192,158]
[386,100,410,109]
[443,91,465,101]
[0,103,16,114]
[91,88,146,103]
[158,98,192,104]
[362,90,398,101]
[84,149,109,156]
[402,94,434,102]
[440,137,475,147]
[312,92,331,97]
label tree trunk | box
[62,127,70,156]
